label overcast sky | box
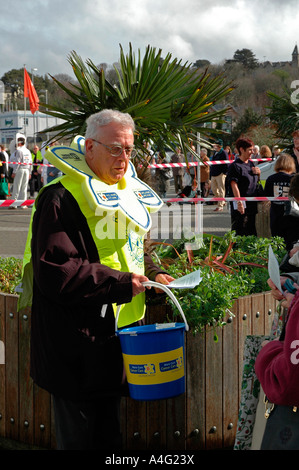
[1,0,299,79]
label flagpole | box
[24,64,26,137]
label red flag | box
[24,68,39,114]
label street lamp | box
[31,68,38,85]
[40,89,49,141]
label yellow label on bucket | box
[122,347,184,385]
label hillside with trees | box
[1,47,298,147]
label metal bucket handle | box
[115,280,189,332]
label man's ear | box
[85,138,94,158]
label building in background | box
[0,110,65,151]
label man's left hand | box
[154,273,175,293]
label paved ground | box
[0,200,230,258]
[0,178,231,258]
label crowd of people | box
[150,132,299,248]
[1,131,299,243]
[1,132,298,242]
[2,113,299,450]
[0,137,62,207]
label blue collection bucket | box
[116,281,189,401]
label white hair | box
[85,109,135,139]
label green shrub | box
[151,232,287,334]
[0,257,22,294]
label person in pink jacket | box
[255,278,299,449]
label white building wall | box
[0,111,65,149]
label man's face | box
[85,122,134,185]
[33,146,39,154]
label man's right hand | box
[131,273,150,297]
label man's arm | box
[31,186,142,307]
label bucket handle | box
[115,280,189,332]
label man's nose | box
[119,148,130,159]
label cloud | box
[0,0,299,80]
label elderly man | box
[22,109,173,450]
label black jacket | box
[210,149,229,177]
[0,152,7,178]
[30,183,165,401]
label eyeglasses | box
[91,139,137,158]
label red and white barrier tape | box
[148,158,272,168]
[0,196,288,208]
[5,158,273,168]
[164,196,288,203]
[0,199,35,207]
[6,162,54,167]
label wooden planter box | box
[0,291,277,450]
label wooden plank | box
[264,291,278,336]
[18,307,34,445]
[146,399,167,450]
[33,384,52,448]
[125,398,147,450]
[50,396,57,449]
[186,329,205,450]
[120,397,127,450]
[165,331,187,450]
[166,394,186,450]
[0,293,6,437]
[5,294,19,441]
[222,304,239,449]
[251,293,265,336]
[205,326,223,450]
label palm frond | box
[42,44,234,156]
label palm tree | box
[41,44,234,167]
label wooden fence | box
[0,291,277,450]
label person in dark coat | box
[264,153,296,244]
[226,137,261,235]
[25,109,173,450]
[210,139,229,211]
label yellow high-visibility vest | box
[19,137,163,327]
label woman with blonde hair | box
[260,145,272,159]
[264,153,296,241]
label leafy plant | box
[0,257,22,294]
[41,44,234,163]
[149,232,287,334]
